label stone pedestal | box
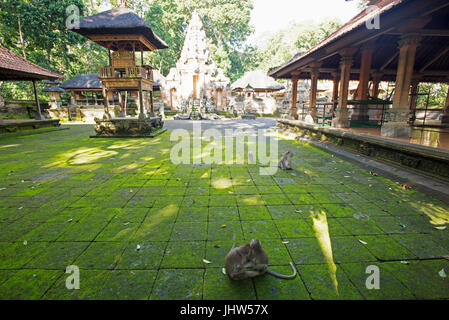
[380,108,412,138]
[332,107,350,128]
[93,116,163,137]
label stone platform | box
[0,119,60,135]
[91,116,164,138]
[277,119,449,181]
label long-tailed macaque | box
[224,238,297,280]
[278,151,293,170]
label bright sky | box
[247,0,362,44]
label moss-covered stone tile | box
[43,270,110,300]
[238,205,272,220]
[322,204,356,218]
[299,264,363,300]
[161,241,205,268]
[208,221,243,241]
[241,220,280,240]
[133,220,173,242]
[382,260,449,299]
[360,235,417,261]
[177,207,208,222]
[275,219,314,238]
[21,222,71,241]
[391,234,448,259]
[95,221,139,241]
[171,221,207,241]
[150,269,204,300]
[254,265,311,300]
[26,242,90,269]
[0,241,49,269]
[117,241,165,270]
[208,206,239,221]
[337,217,385,236]
[285,238,327,265]
[285,193,317,205]
[101,270,157,300]
[0,269,62,300]
[340,263,415,299]
[203,268,256,300]
[74,242,124,270]
[331,236,377,263]
[0,222,41,241]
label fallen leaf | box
[136,244,141,251]
[282,241,289,244]
[434,226,447,230]
[23,240,28,246]
[438,269,447,278]
[358,239,368,245]
[400,261,409,265]
[202,259,212,264]
[222,268,227,275]
[67,219,73,223]
[124,222,130,226]
[130,189,133,193]
[295,210,302,213]
[213,244,220,248]
[221,224,227,228]
[399,223,406,228]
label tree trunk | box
[18,14,26,59]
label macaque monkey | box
[225,238,297,280]
[278,150,293,170]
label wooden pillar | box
[371,71,383,99]
[331,71,340,115]
[309,63,321,122]
[141,50,144,66]
[138,82,145,120]
[32,80,45,120]
[291,77,298,120]
[102,87,111,119]
[392,34,420,109]
[150,90,154,116]
[332,48,357,128]
[357,48,373,101]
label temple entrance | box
[170,88,177,109]
[193,75,199,99]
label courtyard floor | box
[0,120,448,300]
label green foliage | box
[416,83,448,108]
[253,19,342,73]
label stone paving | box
[0,122,448,300]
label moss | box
[151,269,204,300]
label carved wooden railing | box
[98,65,153,81]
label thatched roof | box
[231,70,285,92]
[0,45,62,81]
[60,74,103,90]
[70,8,168,51]
[42,86,65,93]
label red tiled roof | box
[0,45,63,81]
[269,0,404,77]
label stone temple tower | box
[166,11,229,111]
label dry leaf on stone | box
[136,244,141,251]
[434,226,447,230]
[222,268,227,275]
[400,261,409,264]
[213,244,220,248]
[202,259,212,264]
[438,269,447,278]
[221,224,227,228]
[359,239,368,245]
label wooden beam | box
[419,46,449,73]
[380,52,399,71]
[386,29,449,37]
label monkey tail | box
[266,262,297,279]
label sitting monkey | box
[225,238,297,280]
[278,150,293,170]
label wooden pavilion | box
[269,0,449,138]
[69,7,168,120]
[0,45,62,121]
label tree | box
[143,0,254,78]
